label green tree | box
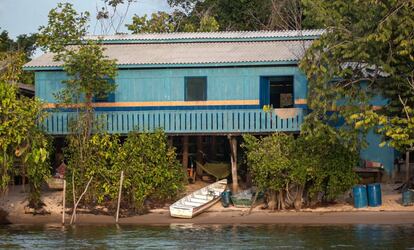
[126,11,219,33]
[300,0,414,179]
[0,52,50,207]
[0,29,38,84]
[38,3,117,137]
[167,0,315,31]
[37,3,118,219]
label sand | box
[2,183,414,225]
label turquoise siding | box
[360,130,395,175]
[35,66,307,105]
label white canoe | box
[170,179,227,219]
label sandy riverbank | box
[1,183,414,225]
[6,210,414,225]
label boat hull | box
[169,179,227,219]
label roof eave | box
[95,36,321,44]
[23,60,299,71]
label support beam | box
[196,136,203,164]
[229,136,239,192]
[211,137,217,161]
[182,136,189,173]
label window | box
[93,78,115,102]
[185,77,207,101]
[93,92,115,103]
[260,76,293,108]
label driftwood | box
[70,177,93,225]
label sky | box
[0,0,171,38]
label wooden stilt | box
[211,136,217,161]
[182,136,189,173]
[196,136,203,164]
[229,136,239,192]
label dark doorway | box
[260,76,294,108]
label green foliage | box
[298,126,358,200]
[65,130,185,213]
[65,132,121,207]
[350,106,414,153]
[61,43,117,104]
[243,130,358,208]
[116,130,185,212]
[38,2,117,107]
[300,0,414,153]
[0,28,38,85]
[242,133,295,193]
[0,55,50,205]
[127,12,178,33]
[24,132,52,208]
[37,3,89,59]
[166,0,315,31]
[126,11,219,33]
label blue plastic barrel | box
[367,183,382,207]
[353,185,368,208]
[402,190,414,206]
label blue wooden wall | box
[35,66,308,107]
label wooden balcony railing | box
[43,108,304,135]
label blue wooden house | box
[24,30,395,182]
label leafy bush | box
[295,130,358,202]
[243,129,358,210]
[242,133,297,210]
[0,66,51,207]
[116,130,185,212]
[65,130,185,214]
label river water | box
[0,224,413,249]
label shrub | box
[243,130,358,210]
[242,133,296,210]
[65,129,185,214]
[116,130,185,212]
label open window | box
[185,77,207,101]
[93,78,115,103]
[260,76,293,108]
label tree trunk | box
[294,185,304,210]
[229,136,239,192]
[268,190,277,211]
[277,191,285,210]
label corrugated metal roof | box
[25,40,312,68]
[85,30,324,43]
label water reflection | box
[0,224,413,249]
